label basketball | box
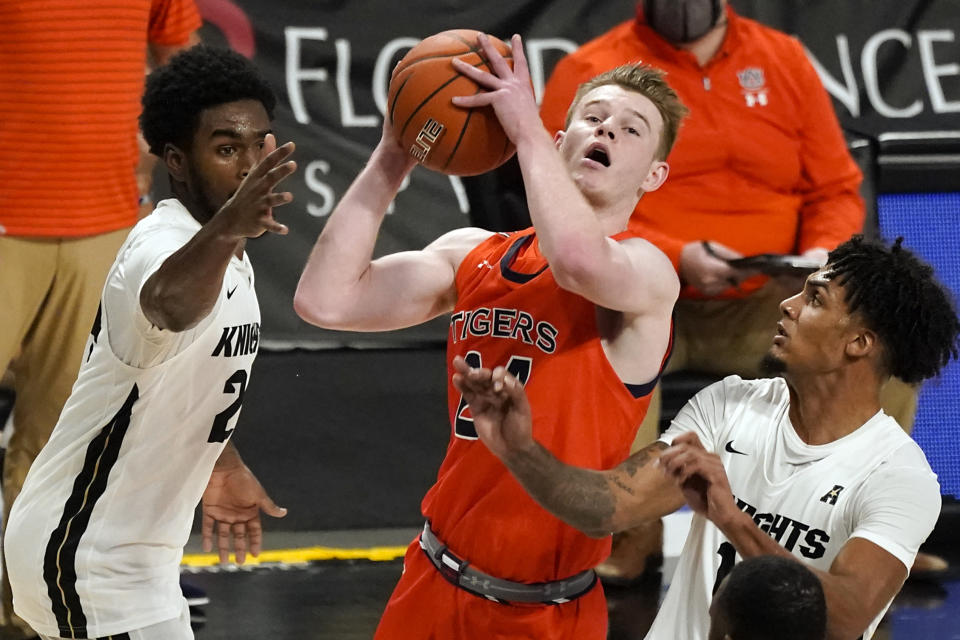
[387,29,517,177]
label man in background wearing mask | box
[540,0,929,584]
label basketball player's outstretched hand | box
[450,34,540,145]
[658,432,738,528]
[216,133,297,238]
[201,462,288,564]
[452,355,534,462]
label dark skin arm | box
[452,356,685,537]
[202,441,288,564]
[660,432,908,640]
[140,134,296,332]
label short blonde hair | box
[564,63,689,160]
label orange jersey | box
[422,230,669,583]
[0,0,201,238]
[540,5,864,298]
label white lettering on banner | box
[862,30,923,118]
[808,28,959,119]
[305,160,336,217]
[918,30,960,113]
[335,39,380,126]
[449,176,469,215]
[374,38,421,116]
[285,27,330,125]
[305,159,410,216]
[525,38,578,103]
[804,37,859,116]
[285,34,574,127]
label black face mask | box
[642,0,724,44]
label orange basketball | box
[387,29,517,177]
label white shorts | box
[38,600,191,640]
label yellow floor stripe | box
[181,545,408,567]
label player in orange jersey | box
[295,34,684,638]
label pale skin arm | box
[452,358,685,537]
[202,441,288,564]
[140,135,296,332]
[293,118,493,331]
[660,432,908,640]
[451,34,679,317]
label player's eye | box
[626,127,639,136]
[218,146,236,157]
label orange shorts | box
[374,538,608,640]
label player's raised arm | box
[453,357,685,536]
[142,133,296,332]
[293,117,492,332]
[451,34,680,318]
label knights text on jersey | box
[4,200,261,639]
[645,376,941,640]
[422,229,665,583]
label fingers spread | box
[477,33,512,78]
[217,521,232,565]
[510,34,529,80]
[201,513,214,552]
[232,522,248,564]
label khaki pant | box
[0,229,129,632]
[631,280,918,452]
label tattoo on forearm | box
[510,443,615,535]
[620,441,667,477]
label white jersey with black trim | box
[645,376,940,640]
[5,199,261,639]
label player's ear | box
[164,143,187,182]
[640,160,669,195]
[554,130,565,150]
[846,326,877,359]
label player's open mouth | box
[584,143,610,167]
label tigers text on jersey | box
[646,376,941,640]
[5,200,260,639]
[423,229,669,584]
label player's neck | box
[785,368,883,445]
[585,195,636,236]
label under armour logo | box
[743,90,769,107]
[477,259,494,270]
[820,485,844,505]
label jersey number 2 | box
[454,352,531,440]
[208,369,247,443]
[712,541,737,595]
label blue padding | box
[877,192,960,499]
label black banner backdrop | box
[185,0,960,348]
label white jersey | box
[5,200,261,639]
[646,376,941,640]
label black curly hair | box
[140,45,277,156]
[716,556,826,640]
[826,235,960,384]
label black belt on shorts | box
[418,521,598,605]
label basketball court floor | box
[181,525,960,639]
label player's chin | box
[759,351,787,376]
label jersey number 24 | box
[454,351,531,440]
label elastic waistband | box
[418,521,597,605]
